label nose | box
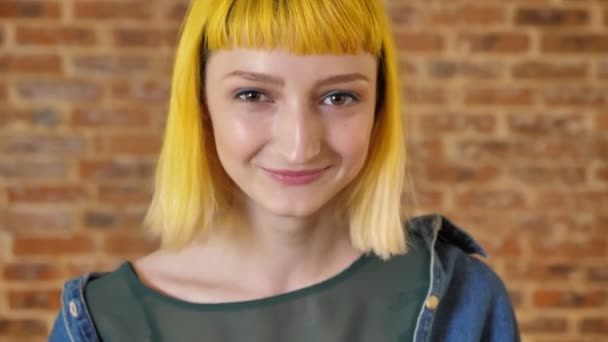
[274,101,322,164]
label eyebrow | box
[223,71,370,87]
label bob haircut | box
[145,0,407,260]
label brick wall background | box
[0,0,606,341]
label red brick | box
[73,1,152,19]
[511,166,586,186]
[7,185,87,203]
[454,190,527,210]
[508,290,523,308]
[1,107,65,128]
[98,185,152,205]
[512,138,592,162]
[112,80,170,102]
[459,33,530,53]
[3,262,60,281]
[103,232,158,254]
[404,86,446,104]
[17,80,101,102]
[0,160,68,180]
[542,34,608,53]
[531,238,606,261]
[71,55,151,75]
[407,139,444,161]
[0,27,5,45]
[579,318,608,334]
[596,137,608,159]
[65,260,120,278]
[388,5,417,26]
[587,266,608,282]
[0,209,73,232]
[114,28,163,47]
[0,318,47,336]
[168,3,189,21]
[16,26,96,45]
[544,87,608,107]
[418,162,500,184]
[427,60,503,79]
[79,160,154,181]
[512,60,588,79]
[536,191,608,212]
[512,212,592,237]
[0,1,60,18]
[505,261,579,282]
[164,28,181,47]
[8,289,62,310]
[0,83,6,101]
[477,235,522,257]
[507,113,588,136]
[84,210,119,229]
[398,58,417,77]
[596,166,608,183]
[0,135,87,156]
[419,113,496,133]
[600,60,608,79]
[455,139,510,162]
[533,289,606,308]
[2,160,45,180]
[406,189,444,209]
[394,33,444,52]
[12,235,93,255]
[72,106,151,126]
[465,87,534,106]
[515,8,589,26]
[84,210,145,229]
[0,54,62,74]
[101,134,161,155]
[429,5,505,26]
[520,316,568,333]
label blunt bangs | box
[204,0,384,55]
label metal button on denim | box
[69,300,79,318]
[425,295,439,310]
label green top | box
[85,236,430,342]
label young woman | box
[49,0,520,341]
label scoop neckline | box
[121,253,372,311]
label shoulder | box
[407,214,519,340]
[407,213,506,293]
[85,262,133,302]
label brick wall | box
[0,0,606,341]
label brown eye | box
[236,90,269,102]
[321,92,357,106]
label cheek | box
[212,114,271,162]
[326,116,374,167]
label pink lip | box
[262,167,329,185]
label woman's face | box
[205,49,377,218]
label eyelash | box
[234,89,360,106]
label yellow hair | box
[145,0,407,259]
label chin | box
[262,197,330,218]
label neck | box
[193,201,361,297]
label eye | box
[235,89,270,102]
[321,92,359,106]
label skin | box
[134,49,378,303]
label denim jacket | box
[48,213,520,341]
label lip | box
[262,166,329,185]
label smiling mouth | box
[262,166,330,185]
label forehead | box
[206,49,378,80]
